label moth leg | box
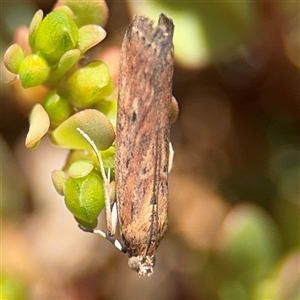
[76,128,114,236]
[103,167,114,236]
[79,224,127,253]
[168,142,174,173]
[111,201,118,235]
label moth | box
[78,13,175,276]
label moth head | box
[128,255,155,276]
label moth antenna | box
[76,127,114,235]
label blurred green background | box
[1,0,299,299]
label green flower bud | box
[65,169,105,228]
[42,90,72,126]
[33,10,79,64]
[66,61,113,108]
[18,53,50,88]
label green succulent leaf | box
[42,90,72,126]
[170,95,179,124]
[25,104,50,149]
[53,5,75,19]
[101,146,115,170]
[63,150,98,172]
[55,0,109,27]
[33,10,79,64]
[66,61,114,108]
[65,170,105,228]
[3,43,24,74]
[94,98,117,127]
[68,160,95,178]
[51,109,115,150]
[78,24,106,54]
[55,49,81,76]
[29,9,44,48]
[51,170,66,196]
[18,53,50,88]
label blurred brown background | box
[1,1,299,299]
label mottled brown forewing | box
[116,14,174,263]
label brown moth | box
[115,13,174,276]
[78,13,175,277]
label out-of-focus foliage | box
[0,273,28,300]
[128,1,299,70]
